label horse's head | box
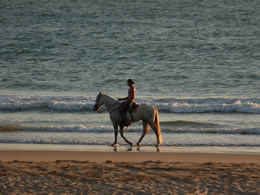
[93,92,104,111]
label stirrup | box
[121,123,128,127]
[120,120,130,127]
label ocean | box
[0,0,259,153]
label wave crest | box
[0,95,260,113]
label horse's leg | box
[111,123,118,146]
[137,121,150,146]
[120,126,132,146]
[149,121,160,147]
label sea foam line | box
[0,95,260,113]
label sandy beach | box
[1,0,260,194]
[0,151,259,194]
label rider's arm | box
[118,97,127,101]
[118,86,136,101]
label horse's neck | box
[103,94,117,108]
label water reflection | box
[113,145,161,152]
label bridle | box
[93,93,103,112]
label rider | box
[118,79,136,127]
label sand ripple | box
[0,161,259,194]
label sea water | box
[0,0,259,153]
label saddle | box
[131,102,139,112]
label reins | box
[97,101,123,114]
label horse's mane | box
[101,93,117,102]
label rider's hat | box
[127,79,134,84]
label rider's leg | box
[128,101,133,113]
[120,101,130,127]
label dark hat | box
[127,79,134,84]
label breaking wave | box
[0,95,260,114]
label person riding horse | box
[93,92,162,146]
[118,79,136,127]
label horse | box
[93,92,162,147]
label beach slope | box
[0,151,259,194]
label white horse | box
[93,92,162,147]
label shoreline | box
[1,150,260,163]
[1,144,259,163]
[1,143,260,153]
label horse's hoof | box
[127,147,132,151]
[111,143,119,147]
[129,142,133,146]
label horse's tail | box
[154,107,162,144]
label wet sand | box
[0,151,259,194]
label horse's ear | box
[99,92,103,95]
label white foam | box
[48,101,86,111]
[0,95,95,111]
[156,98,260,113]
[0,95,260,113]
